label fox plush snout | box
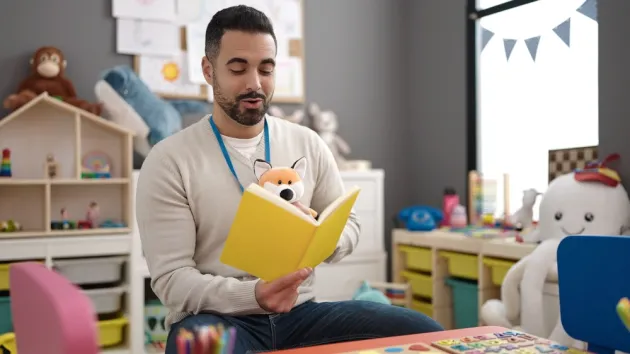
[253,157,318,218]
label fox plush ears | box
[253,157,308,181]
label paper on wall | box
[184,21,208,85]
[138,52,201,96]
[206,85,214,102]
[174,0,205,24]
[116,19,180,56]
[274,57,303,99]
[112,0,176,21]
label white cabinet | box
[313,169,387,302]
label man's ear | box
[201,56,213,86]
[254,159,272,180]
[291,157,307,179]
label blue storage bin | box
[445,277,478,328]
[0,296,12,335]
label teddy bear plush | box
[253,156,318,219]
[308,103,351,168]
[267,105,304,124]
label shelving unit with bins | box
[391,229,558,330]
[0,92,135,238]
[0,93,137,354]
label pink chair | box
[9,262,100,354]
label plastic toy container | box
[399,245,432,272]
[84,286,125,315]
[98,317,128,347]
[0,332,16,353]
[445,277,478,328]
[411,299,433,318]
[0,296,12,335]
[482,257,516,286]
[0,260,43,291]
[438,251,478,280]
[400,270,432,298]
[53,256,126,285]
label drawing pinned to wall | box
[275,57,303,99]
[184,21,209,85]
[112,0,176,21]
[137,52,201,98]
[116,19,180,56]
[174,0,204,24]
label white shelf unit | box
[129,169,387,353]
[0,92,137,353]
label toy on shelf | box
[81,151,112,179]
[509,188,541,231]
[0,149,11,177]
[45,153,59,178]
[617,297,630,331]
[441,187,459,227]
[51,207,77,230]
[450,205,468,228]
[85,201,100,227]
[0,220,22,232]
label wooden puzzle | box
[340,331,593,354]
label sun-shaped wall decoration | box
[161,62,180,82]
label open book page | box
[317,186,362,223]
[246,183,316,224]
[298,188,361,269]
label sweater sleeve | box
[308,133,361,264]
[136,150,265,316]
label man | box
[136,5,443,353]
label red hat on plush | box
[574,153,622,187]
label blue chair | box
[557,235,630,354]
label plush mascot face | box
[537,172,630,242]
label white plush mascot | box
[481,154,630,346]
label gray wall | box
[0,0,468,270]
[598,2,630,183]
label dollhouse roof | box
[0,92,135,136]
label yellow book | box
[220,183,361,281]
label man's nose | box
[245,71,261,91]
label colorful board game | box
[340,331,593,354]
[431,330,591,354]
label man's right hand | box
[255,267,313,313]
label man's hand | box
[255,267,312,313]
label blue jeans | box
[165,300,444,353]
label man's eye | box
[230,69,245,74]
[260,70,273,75]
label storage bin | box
[0,332,15,353]
[400,270,432,298]
[438,251,478,280]
[445,277,478,328]
[98,317,128,347]
[0,261,43,291]
[482,257,516,286]
[411,299,433,318]
[53,256,126,285]
[0,296,12,335]
[399,245,432,272]
[84,286,125,315]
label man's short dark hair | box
[205,5,277,62]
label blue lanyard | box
[209,115,271,193]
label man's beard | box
[213,77,272,126]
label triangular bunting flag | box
[481,27,495,52]
[553,18,571,47]
[503,39,517,60]
[577,0,597,22]
[525,36,541,61]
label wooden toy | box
[81,151,112,179]
[45,153,58,178]
[430,330,592,354]
[0,148,11,177]
[86,201,99,226]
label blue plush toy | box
[101,65,183,146]
[352,281,392,305]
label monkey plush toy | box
[3,46,102,115]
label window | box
[476,0,598,220]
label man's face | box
[203,31,276,126]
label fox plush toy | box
[253,157,318,219]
